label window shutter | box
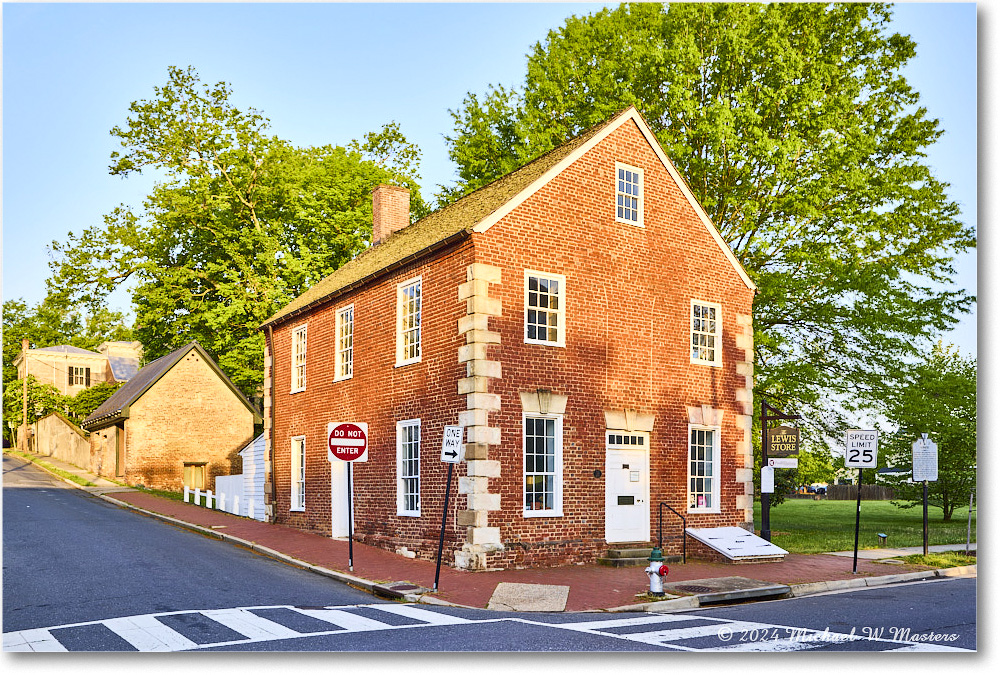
[85,368,91,386]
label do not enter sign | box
[327,422,369,462]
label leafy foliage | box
[66,381,122,422]
[3,376,67,441]
[442,3,975,441]
[48,66,427,398]
[878,343,976,521]
[2,376,121,443]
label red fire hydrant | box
[645,547,669,596]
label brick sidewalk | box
[107,490,935,612]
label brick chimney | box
[372,184,410,245]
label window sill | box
[615,217,645,228]
[289,507,305,512]
[397,511,421,518]
[524,338,566,348]
[290,388,306,394]
[395,357,422,368]
[687,507,720,515]
[523,510,563,518]
[690,359,723,368]
[333,375,353,383]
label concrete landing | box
[487,583,570,612]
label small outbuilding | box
[82,341,261,490]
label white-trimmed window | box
[691,300,722,366]
[396,277,422,366]
[687,425,720,512]
[616,162,643,226]
[396,419,421,516]
[523,414,563,517]
[290,436,306,511]
[335,305,354,381]
[524,270,566,347]
[291,324,307,392]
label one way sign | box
[441,425,465,464]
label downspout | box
[267,324,277,523]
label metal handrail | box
[657,501,686,564]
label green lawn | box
[754,498,977,554]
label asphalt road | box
[2,455,377,633]
[3,455,976,653]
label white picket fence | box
[183,474,258,520]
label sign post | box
[760,401,801,542]
[912,434,938,555]
[434,426,464,591]
[845,429,878,573]
[328,422,369,572]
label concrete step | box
[598,545,682,568]
[606,547,654,559]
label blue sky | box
[2,1,979,358]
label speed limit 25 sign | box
[845,429,878,468]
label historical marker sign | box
[845,429,878,468]
[912,435,938,482]
[327,422,369,463]
[441,425,465,464]
[767,426,800,457]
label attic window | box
[616,163,643,226]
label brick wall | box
[270,239,476,554]
[96,350,255,490]
[269,118,754,568]
[468,119,754,566]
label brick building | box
[261,107,756,569]
[82,341,261,490]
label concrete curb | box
[787,565,977,598]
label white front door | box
[330,461,351,538]
[605,433,650,543]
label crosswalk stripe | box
[104,615,199,652]
[4,628,67,652]
[291,607,394,631]
[557,614,699,630]
[201,609,303,641]
[885,643,971,652]
[368,603,470,625]
[626,620,774,644]
[715,633,858,652]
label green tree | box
[3,376,68,444]
[879,344,976,521]
[66,381,122,423]
[48,66,427,398]
[443,3,974,437]
[795,446,837,487]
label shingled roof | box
[260,111,618,329]
[82,341,262,432]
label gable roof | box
[82,341,262,432]
[262,107,754,329]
